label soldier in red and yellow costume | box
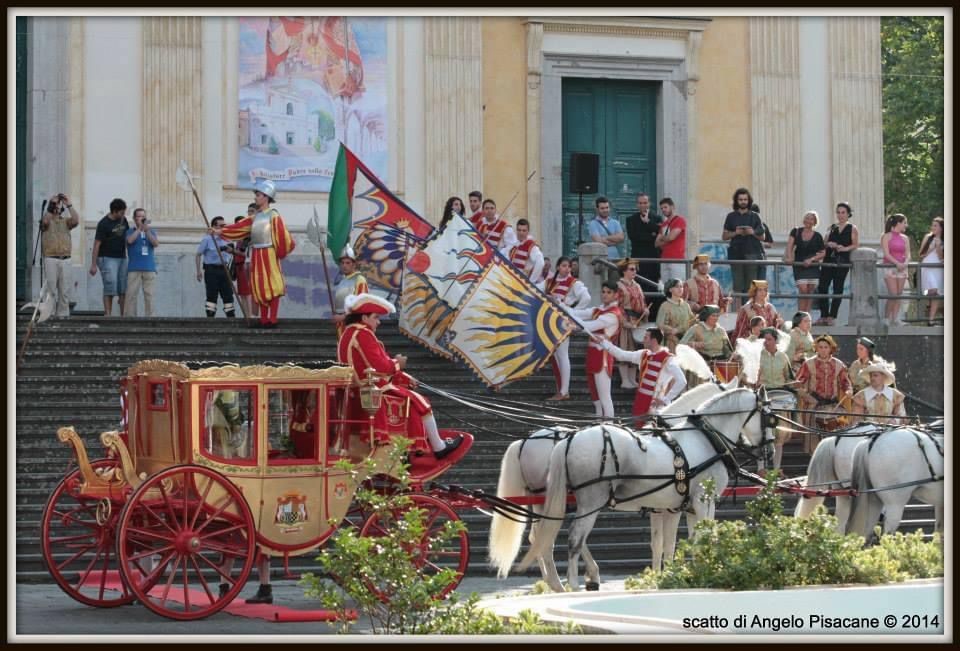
[219,180,295,328]
[795,334,853,453]
[570,282,623,418]
[337,293,463,459]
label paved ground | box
[10,574,632,639]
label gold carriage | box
[42,360,472,620]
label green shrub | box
[626,475,943,591]
[301,440,580,634]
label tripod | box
[30,199,48,288]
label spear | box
[17,283,54,374]
[176,161,248,320]
[307,204,337,316]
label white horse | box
[511,387,776,592]
[792,423,886,533]
[488,380,736,584]
[846,426,944,541]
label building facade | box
[16,15,885,316]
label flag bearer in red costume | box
[337,293,463,459]
[568,282,624,418]
[470,198,518,252]
[543,256,591,401]
[602,326,687,427]
[507,218,544,281]
[219,180,295,328]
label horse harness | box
[866,426,944,486]
[561,414,769,514]
[518,427,575,495]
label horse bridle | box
[691,387,778,467]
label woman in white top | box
[544,256,591,401]
[918,217,944,325]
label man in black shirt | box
[625,192,662,287]
[722,188,765,310]
[89,198,130,316]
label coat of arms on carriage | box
[275,490,309,529]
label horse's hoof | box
[585,581,600,592]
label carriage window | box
[148,381,168,410]
[268,389,320,462]
[203,389,255,462]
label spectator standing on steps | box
[89,198,130,317]
[721,188,765,310]
[40,193,80,319]
[123,208,159,317]
[625,192,661,287]
[589,196,625,260]
[195,216,236,318]
[815,202,859,326]
[654,197,687,282]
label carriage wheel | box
[41,459,135,607]
[116,465,256,620]
[359,493,469,601]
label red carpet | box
[81,570,356,622]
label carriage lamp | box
[358,368,383,416]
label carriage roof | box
[125,359,354,384]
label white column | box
[525,21,543,238]
[749,17,803,237]
[798,17,832,227]
[829,17,885,241]
[423,17,483,224]
[142,17,203,223]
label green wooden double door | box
[561,77,658,258]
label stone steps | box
[14,315,939,584]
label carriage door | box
[258,387,329,547]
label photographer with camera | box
[123,208,159,317]
[195,216,236,318]
[40,193,80,319]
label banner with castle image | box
[237,16,388,192]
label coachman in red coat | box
[336,293,463,459]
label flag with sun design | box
[445,258,576,388]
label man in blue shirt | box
[588,196,625,260]
[195,216,236,317]
[123,208,159,316]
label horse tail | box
[488,441,530,579]
[793,437,834,519]
[516,437,570,572]
[847,441,883,541]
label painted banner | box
[327,144,434,293]
[400,216,575,387]
[237,17,388,192]
[447,259,575,387]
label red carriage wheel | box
[41,459,135,607]
[116,465,256,620]
[359,493,470,601]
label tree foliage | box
[881,17,944,244]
